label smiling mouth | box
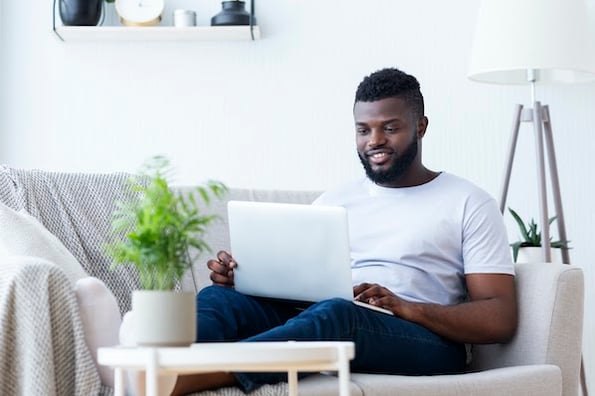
[368,152,392,165]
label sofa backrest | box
[469,262,584,396]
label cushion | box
[0,201,87,286]
[75,277,122,388]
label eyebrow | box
[355,118,403,126]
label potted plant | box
[508,207,569,263]
[105,156,226,346]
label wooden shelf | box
[53,25,260,42]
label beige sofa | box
[0,167,585,396]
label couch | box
[0,166,584,396]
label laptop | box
[227,200,393,315]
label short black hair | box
[354,68,424,120]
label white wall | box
[1,0,594,388]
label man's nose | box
[368,129,386,147]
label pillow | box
[75,277,122,388]
[0,201,87,286]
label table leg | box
[146,348,158,396]
[337,345,350,396]
[288,370,298,396]
[114,368,125,396]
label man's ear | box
[417,116,429,138]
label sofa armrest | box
[350,364,561,396]
[0,256,101,395]
[471,263,584,396]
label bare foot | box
[170,371,238,395]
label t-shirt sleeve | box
[462,196,515,276]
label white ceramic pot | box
[515,246,564,264]
[132,290,196,347]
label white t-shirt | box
[313,172,514,306]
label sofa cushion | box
[349,365,561,396]
[0,201,87,286]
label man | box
[171,68,517,395]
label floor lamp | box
[468,0,595,394]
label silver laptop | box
[227,200,394,315]
[227,200,353,304]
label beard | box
[358,138,418,185]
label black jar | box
[59,0,103,26]
[211,1,256,26]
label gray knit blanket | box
[0,166,137,396]
[0,256,102,395]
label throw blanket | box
[0,256,101,395]
[0,166,135,396]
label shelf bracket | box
[52,0,65,41]
[250,0,256,41]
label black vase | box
[211,1,256,26]
[60,0,103,26]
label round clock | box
[115,0,164,26]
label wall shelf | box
[52,0,258,42]
[53,25,260,42]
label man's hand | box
[207,251,237,288]
[353,283,403,313]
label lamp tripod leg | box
[532,102,551,262]
[541,105,570,264]
[499,104,524,213]
[580,356,589,396]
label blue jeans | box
[196,285,466,393]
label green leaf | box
[510,241,523,262]
[103,155,228,290]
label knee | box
[313,298,354,310]
[308,298,356,321]
[197,285,235,307]
[197,285,221,299]
[197,285,236,300]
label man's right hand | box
[207,250,237,288]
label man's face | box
[354,97,424,187]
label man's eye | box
[385,127,397,133]
[356,128,368,135]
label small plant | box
[508,207,569,262]
[105,156,227,290]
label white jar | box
[174,9,196,27]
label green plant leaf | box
[508,208,532,244]
[510,241,523,262]
[103,155,227,290]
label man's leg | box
[172,285,300,395]
[194,285,301,341]
[233,298,467,393]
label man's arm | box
[354,273,517,344]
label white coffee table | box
[98,341,355,396]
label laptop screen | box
[227,201,354,303]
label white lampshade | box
[468,0,595,84]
